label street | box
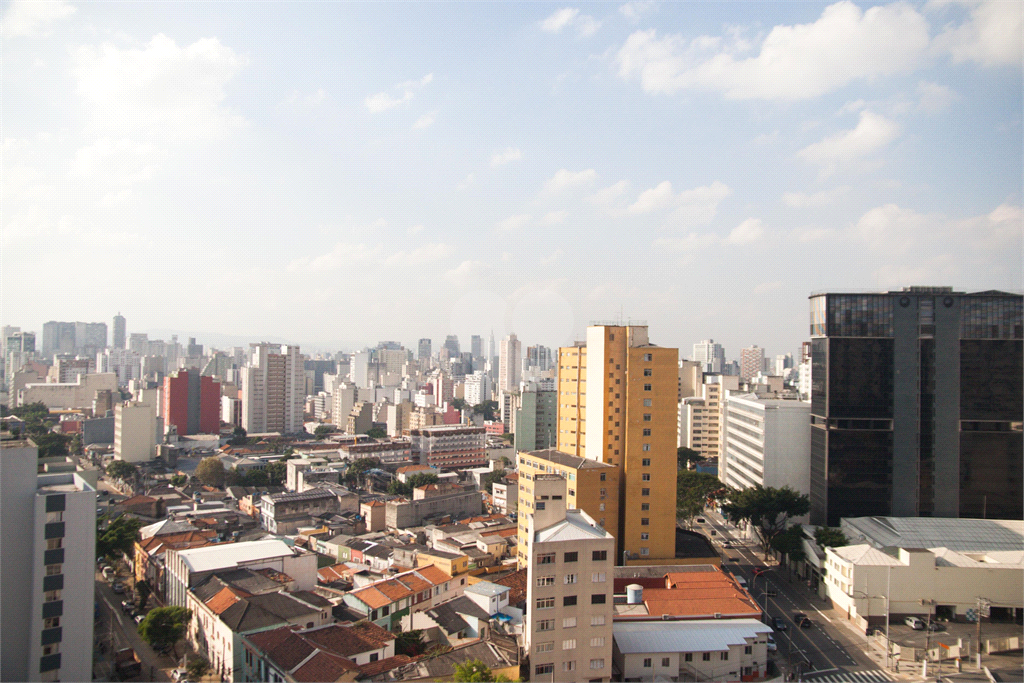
[95,577,174,682]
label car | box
[905,616,926,630]
[765,589,778,597]
[696,517,706,523]
[722,540,733,548]
[171,668,189,682]
[112,583,125,594]
[793,612,812,628]
[773,617,787,631]
[927,621,943,632]
[134,613,145,624]
[121,600,134,613]
[766,635,777,653]
[752,567,769,576]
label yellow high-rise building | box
[556,325,678,564]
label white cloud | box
[541,7,579,33]
[457,173,475,190]
[791,226,837,242]
[628,180,731,227]
[73,138,170,204]
[576,15,602,36]
[490,147,522,167]
[365,91,413,113]
[797,111,900,175]
[653,232,718,252]
[445,259,488,286]
[616,1,930,100]
[399,73,434,88]
[413,111,437,129]
[726,218,764,244]
[73,34,246,141]
[619,1,657,22]
[628,180,675,213]
[541,211,569,225]
[496,214,532,233]
[933,0,1023,67]
[588,180,631,206]
[782,186,850,208]
[916,81,956,112]
[1,0,75,38]
[543,168,597,193]
[288,241,450,274]
[407,224,424,235]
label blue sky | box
[3,0,1021,359]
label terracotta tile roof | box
[395,572,431,593]
[642,595,761,618]
[118,495,157,506]
[480,527,518,538]
[350,586,391,610]
[301,621,396,656]
[204,586,251,615]
[412,564,452,586]
[290,650,358,682]
[246,627,317,671]
[374,579,413,602]
[318,564,347,584]
[493,568,528,605]
[357,654,413,678]
[138,530,218,556]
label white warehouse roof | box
[177,539,294,573]
[614,619,772,654]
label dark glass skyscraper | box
[809,287,1022,526]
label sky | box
[3,0,1022,359]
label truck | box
[114,648,142,680]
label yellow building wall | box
[556,346,587,457]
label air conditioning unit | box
[714,613,722,619]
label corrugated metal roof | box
[613,619,771,654]
[843,517,1024,553]
[535,510,613,543]
[178,539,293,573]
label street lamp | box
[849,589,890,668]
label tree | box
[137,606,192,657]
[481,470,505,494]
[345,457,381,485]
[814,526,848,549]
[388,480,412,496]
[721,485,810,554]
[186,657,210,679]
[472,401,499,421]
[676,470,728,527]
[97,515,143,559]
[34,432,71,459]
[170,474,187,487]
[229,426,248,446]
[771,525,808,579]
[195,457,226,487]
[449,398,468,411]
[394,630,425,657]
[453,659,495,682]
[677,446,705,470]
[265,461,287,486]
[313,424,334,440]
[500,432,514,446]
[136,580,152,611]
[69,433,83,456]
[407,472,439,488]
[366,427,387,439]
[106,460,138,482]
[242,469,269,487]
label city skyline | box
[3,1,1021,355]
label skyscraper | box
[112,314,126,349]
[557,325,679,564]
[242,343,305,434]
[739,345,765,381]
[498,333,522,395]
[470,334,483,361]
[41,321,76,358]
[443,335,461,358]
[417,338,432,362]
[809,287,1023,526]
[692,339,725,373]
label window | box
[642,488,650,496]
[600,472,606,481]
[643,413,652,422]
[536,502,546,511]
[46,511,63,523]
[590,615,606,626]
[744,646,752,655]
[644,398,652,407]
[45,564,62,576]
[662,658,671,667]
[642,444,651,451]
[685,653,693,662]
[563,596,577,606]
[644,383,652,391]
[643,658,653,668]
[590,659,605,670]
[643,428,652,437]
[536,664,554,675]
[370,653,379,662]
[644,353,653,361]
[641,503,649,511]
[599,503,605,511]
[703,653,711,662]
[642,458,650,466]
[642,473,651,481]
[591,572,606,583]
[381,605,390,616]
[644,368,652,376]
[640,547,650,556]
[43,617,60,629]
[562,617,577,628]
[592,550,607,561]
[591,594,606,604]
[640,533,649,540]
[641,518,650,526]
[720,652,729,661]
[42,644,59,656]
[538,619,555,631]
[537,597,555,609]
[562,639,576,650]
[537,576,555,587]
[564,574,577,584]
[590,637,605,647]
[535,642,554,653]
[44,590,61,602]
[562,661,576,672]
[564,551,578,562]
[538,553,555,564]
[45,538,62,550]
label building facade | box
[719,393,811,496]
[498,334,522,396]
[515,384,557,452]
[114,401,159,462]
[809,288,1023,525]
[242,343,304,435]
[164,369,221,435]
[410,425,486,469]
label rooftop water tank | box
[626,584,643,605]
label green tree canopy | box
[186,657,210,679]
[814,526,849,549]
[195,457,226,487]
[366,427,387,439]
[721,485,810,554]
[170,474,187,487]
[676,470,728,528]
[481,470,505,494]
[394,630,425,657]
[105,460,138,482]
[771,525,808,577]
[34,432,71,459]
[453,659,495,682]
[314,424,334,440]
[449,398,468,411]
[241,469,269,487]
[136,580,152,611]
[137,606,192,655]
[97,515,143,559]
[265,461,287,485]
[472,401,499,421]
[229,426,248,445]
[677,446,706,470]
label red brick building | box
[164,369,221,435]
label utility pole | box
[975,597,990,669]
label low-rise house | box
[342,566,457,632]
[402,595,491,646]
[134,529,219,602]
[242,621,397,683]
[381,634,518,682]
[613,619,773,682]
[187,569,333,682]
[612,565,761,622]
[385,482,482,529]
[463,581,510,617]
[260,488,344,534]
[415,548,469,577]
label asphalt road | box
[95,578,173,681]
[694,510,890,679]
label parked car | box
[905,617,926,630]
[793,612,812,628]
[696,517,706,524]
[773,617,787,631]
[766,634,777,652]
[171,668,189,682]
[927,621,943,632]
[133,613,145,624]
[112,582,125,594]
[752,567,769,576]
[121,599,134,613]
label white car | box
[766,635,777,652]
[905,616,926,630]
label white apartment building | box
[692,340,725,374]
[719,393,810,496]
[525,475,615,683]
[332,382,358,430]
[410,425,487,469]
[739,345,765,382]
[114,401,160,462]
[498,334,522,396]
[1,442,96,683]
[242,343,304,434]
[677,375,738,458]
[464,370,491,406]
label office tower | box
[515,384,557,452]
[525,345,553,372]
[4,331,36,380]
[1,441,96,683]
[524,474,614,682]
[809,287,1023,526]
[557,325,679,563]
[739,345,765,381]
[498,333,522,395]
[692,339,725,373]
[163,369,221,435]
[471,334,483,362]
[720,393,810,494]
[112,314,126,349]
[418,338,432,362]
[128,332,148,354]
[332,383,358,430]
[41,321,76,358]
[443,335,461,358]
[242,343,305,434]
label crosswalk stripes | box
[803,669,895,683]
